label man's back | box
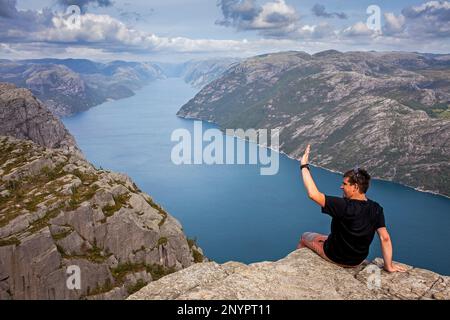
[321,195,385,266]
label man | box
[298,144,406,272]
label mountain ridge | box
[177,50,450,197]
[0,59,165,116]
[0,58,238,116]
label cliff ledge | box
[129,248,449,300]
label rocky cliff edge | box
[129,248,449,300]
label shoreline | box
[179,114,450,200]
[60,78,164,119]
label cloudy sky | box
[1,0,449,62]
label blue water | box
[63,78,450,275]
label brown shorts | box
[297,232,362,268]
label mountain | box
[0,83,81,155]
[177,51,450,197]
[129,248,449,300]
[0,59,165,116]
[157,58,240,88]
[0,84,204,299]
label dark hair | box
[344,167,371,193]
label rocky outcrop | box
[0,136,204,299]
[0,83,80,156]
[0,82,204,300]
[128,248,449,300]
[177,51,450,197]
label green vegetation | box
[57,244,111,264]
[132,182,141,193]
[157,237,168,246]
[192,248,204,263]
[67,184,99,211]
[0,237,21,247]
[0,147,69,229]
[187,237,198,249]
[84,245,111,263]
[187,237,203,263]
[189,65,327,130]
[24,193,47,212]
[27,204,65,234]
[0,140,15,167]
[132,245,146,255]
[0,143,32,175]
[158,211,167,227]
[126,279,147,295]
[144,196,168,227]
[0,146,106,231]
[0,193,12,207]
[41,165,65,181]
[146,263,176,281]
[102,193,131,217]
[85,278,114,297]
[111,262,144,284]
[431,104,450,119]
[51,227,73,241]
[111,262,176,283]
[72,169,98,185]
[381,88,450,119]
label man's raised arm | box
[300,144,325,207]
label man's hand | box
[301,144,311,166]
[384,263,408,273]
[300,144,325,207]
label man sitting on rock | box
[298,144,406,273]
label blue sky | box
[1,0,450,62]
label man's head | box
[341,167,371,198]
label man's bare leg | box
[297,232,331,262]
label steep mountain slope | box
[0,83,80,154]
[177,51,450,197]
[157,58,240,88]
[0,85,204,300]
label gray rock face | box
[177,51,450,197]
[0,136,204,299]
[0,83,81,156]
[128,248,449,300]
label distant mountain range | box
[157,58,240,88]
[0,59,165,116]
[0,58,238,117]
[177,50,450,197]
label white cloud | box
[216,0,301,38]
[383,13,406,35]
[1,0,450,60]
[251,0,297,30]
[341,22,377,38]
[311,4,347,19]
[385,1,450,38]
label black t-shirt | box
[321,195,386,266]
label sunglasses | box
[342,166,361,186]
[353,166,361,179]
